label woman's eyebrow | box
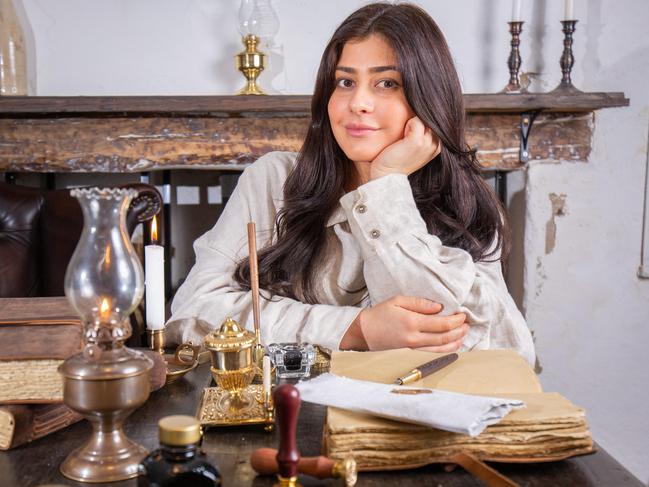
[335,65,399,73]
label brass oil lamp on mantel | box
[235,0,279,95]
[60,187,153,483]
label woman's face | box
[327,34,415,164]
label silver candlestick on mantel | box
[550,20,581,94]
[501,21,525,93]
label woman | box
[167,2,535,365]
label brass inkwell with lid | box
[197,222,273,429]
[205,316,257,407]
[197,316,274,429]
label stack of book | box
[324,349,593,470]
[0,297,166,450]
[0,297,84,450]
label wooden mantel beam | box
[0,93,628,173]
[0,92,628,115]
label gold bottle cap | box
[203,316,256,352]
[158,415,202,446]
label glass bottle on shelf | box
[0,0,36,95]
[138,415,221,487]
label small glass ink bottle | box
[267,342,316,379]
[138,415,221,487]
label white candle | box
[263,355,271,396]
[145,216,165,330]
[564,0,574,20]
[511,0,521,21]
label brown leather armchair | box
[0,182,162,298]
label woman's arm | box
[166,153,362,351]
[338,173,535,365]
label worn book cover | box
[0,403,83,450]
[326,349,593,470]
[0,297,83,360]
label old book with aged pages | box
[0,351,167,449]
[325,349,593,470]
[0,296,83,360]
[0,297,84,403]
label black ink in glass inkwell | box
[267,343,316,380]
[138,415,221,487]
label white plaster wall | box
[21,0,565,96]
[16,0,649,483]
[522,1,649,481]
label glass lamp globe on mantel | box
[59,187,153,483]
[235,0,279,95]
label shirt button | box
[370,229,381,239]
[356,204,367,214]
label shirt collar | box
[325,205,347,227]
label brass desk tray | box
[196,385,274,431]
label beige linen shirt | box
[166,151,535,365]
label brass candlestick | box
[551,20,581,93]
[236,34,266,95]
[148,328,165,354]
[501,21,524,93]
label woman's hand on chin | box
[369,116,441,180]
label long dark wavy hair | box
[235,2,509,303]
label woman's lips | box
[345,124,379,137]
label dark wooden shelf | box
[0,91,628,173]
[0,92,629,116]
[464,92,629,112]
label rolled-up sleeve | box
[339,173,535,365]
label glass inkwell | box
[268,343,316,380]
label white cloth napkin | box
[295,373,525,437]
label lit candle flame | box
[99,298,111,321]
[104,244,111,266]
[151,215,158,244]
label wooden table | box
[1,364,642,487]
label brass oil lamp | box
[235,0,279,95]
[60,187,152,482]
[236,34,265,95]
